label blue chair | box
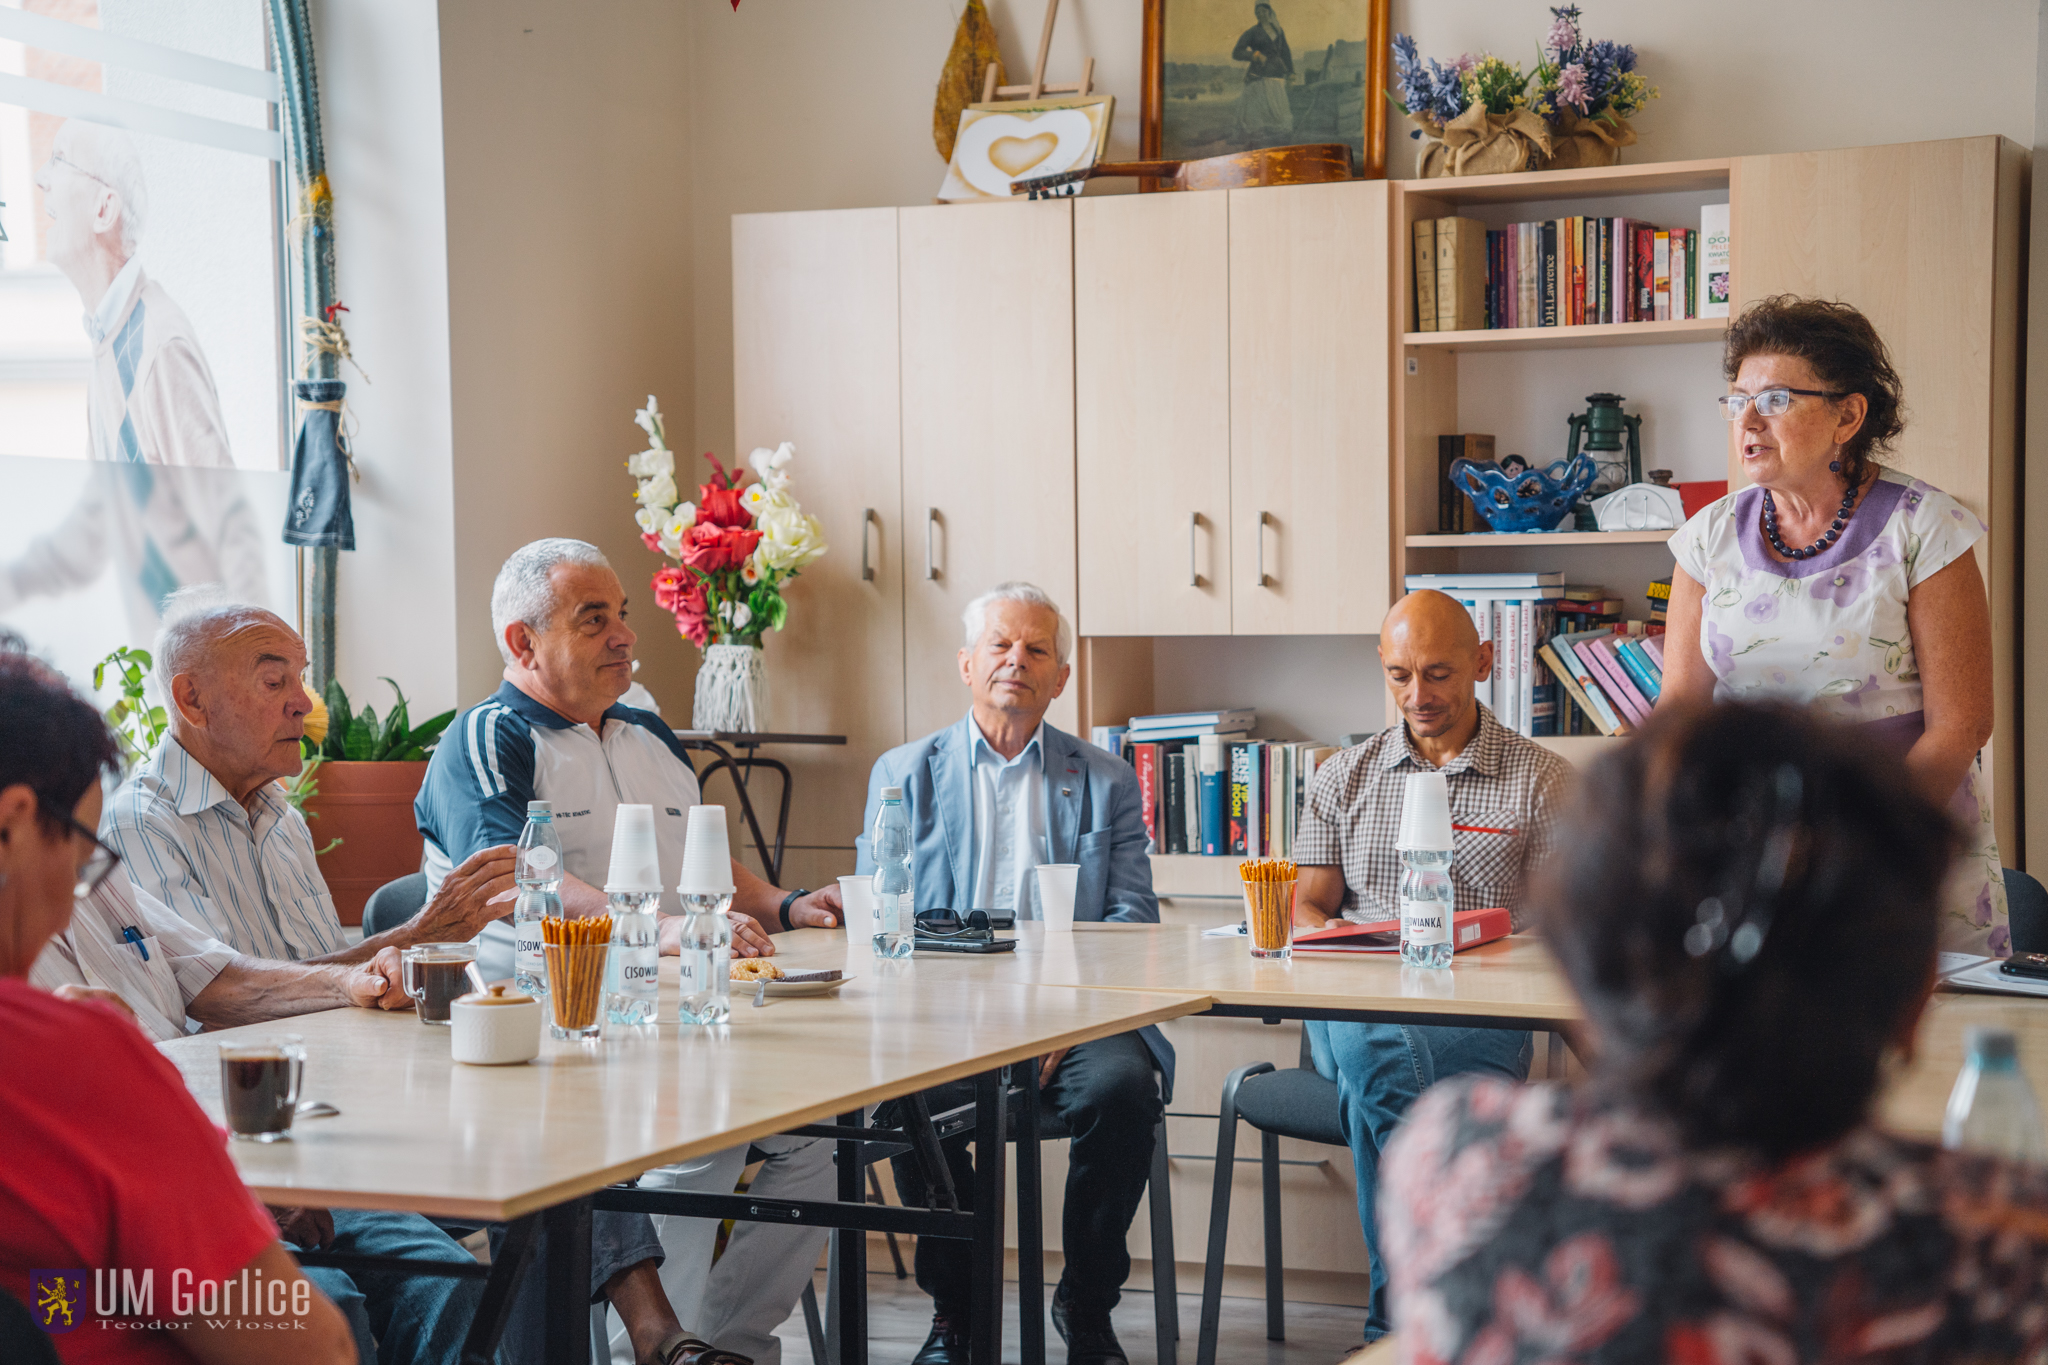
[362,872,428,938]
[2006,867,2048,954]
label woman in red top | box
[0,634,353,1365]
[1381,702,2048,1364]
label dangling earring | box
[1828,459,1842,473]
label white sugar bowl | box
[450,984,543,1065]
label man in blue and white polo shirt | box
[417,537,841,1365]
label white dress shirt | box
[102,737,349,962]
[29,874,237,1042]
[966,717,1051,918]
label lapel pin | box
[1061,787,1072,797]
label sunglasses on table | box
[1715,387,1850,420]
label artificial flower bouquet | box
[624,396,826,649]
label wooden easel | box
[979,0,1094,102]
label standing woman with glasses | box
[1661,295,2006,955]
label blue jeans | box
[1305,1021,1532,1341]
[290,1210,482,1365]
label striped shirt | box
[102,737,348,962]
[29,874,237,1042]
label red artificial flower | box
[640,530,664,556]
[651,566,705,617]
[675,607,710,647]
[681,523,763,574]
[696,482,751,529]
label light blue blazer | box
[856,714,1174,1097]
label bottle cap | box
[881,785,904,801]
[527,800,552,817]
[677,805,736,894]
[1395,771,1454,851]
[603,804,663,893]
[1968,1025,2019,1067]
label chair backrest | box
[0,1282,63,1365]
[2006,867,2048,955]
[362,872,430,938]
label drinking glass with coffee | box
[219,1036,306,1142]
[402,942,479,1025]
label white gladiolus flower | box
[749,442,795,492]
[626,446,673,479]
[719,600,754,630]
[635,505,663,535]
[741,481,795,517]
[635,471,676,510]
[634,395,664,443]
[659,506,694,558]
[741,557,763,585]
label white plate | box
[759,974,853,998]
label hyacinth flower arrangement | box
[1528,7,1658,168]
[624,396,826,650]
[1388,35,1551,177]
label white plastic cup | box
[604,804,663,893]
[1036,863,1080,931]
[1396,772,1454,851]
[677,805,736,894]
[838,875,876,929]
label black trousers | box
[879,1029,1162,1317]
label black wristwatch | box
[778,888,809,932]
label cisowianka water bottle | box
[605,892,661,1025]
[1397,772,1455,970]
[676,805,736,1025]
[870,786,916,959]
[1944,1026,2048,1161]
[513,801,564,994]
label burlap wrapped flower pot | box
[1539,108,1637,170]
[1411,104,1553,178]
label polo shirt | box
[1292,704,1571,929]
[102,736,348,961]
[416,681,702,979]
[29,874,237,1042]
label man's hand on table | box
[406,845,520,943]
[270,1207,336,1251]
[347,946,412,1011]
[54,983,137,1019]
[659,911,776,958]
[786,883,842,930]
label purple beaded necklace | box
[1761,470,1860,561]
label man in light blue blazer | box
[857,582,1166,1365]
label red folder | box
[1292,905,1513,954]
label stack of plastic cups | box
[676,806,736,1024]
[603,805,663,1027]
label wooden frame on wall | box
[1140,0,1388,178]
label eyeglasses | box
[1716,387,1848,421]
[68,816,121,900]
[43,150,115,193]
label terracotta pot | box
[301,761,428,925]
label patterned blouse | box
[1670,468,2007,956]
[1382,1077,2048,1365]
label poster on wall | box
[0,0,291,690]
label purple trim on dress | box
[1858,709,1925,755]
[1736,477,1907,579]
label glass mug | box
[402,942,478,1025]
[219,1035,305,1142]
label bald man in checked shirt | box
[1291,591,1571,1348]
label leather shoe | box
[1051,1291,1128,1365]
[910,1310,969,1365]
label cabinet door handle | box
[1253,511,1270,588]
[861,508,876,582]
[1188,512,1199,587]
[925,507,938,581]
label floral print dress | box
[1382,1078,2048,1365]
[1671,469,2008,956]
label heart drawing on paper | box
[955,108,1095,197]
[989,132,1060,178]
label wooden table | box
[160,959,1206,1365]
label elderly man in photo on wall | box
[1290,589,1572,1348]
[415,537,839,1365]
[857,582,1167,1365]
[97,588,739,1365]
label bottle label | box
[522,846,558,872]
[515,930,544,963]
[1402,904,1449,946]
[619,951,659,997]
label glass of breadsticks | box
[1239,859,1297,959]
[543,914,612,1039]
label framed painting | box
[1141,0,1389,178]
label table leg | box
[543,1196,593,1365]
[1017,1061,1045,1365]
[460,1213,539,1365]
[834,1108,868,1365]
[969,1069,1009,1365]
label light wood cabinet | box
[1231,179,1394,634]
[899,201,1080,739]
[1074,192,1234,636]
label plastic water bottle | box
[870,785,916,959]
[1399,848,1455,968]
[513,801,563,994]
[1944,1026,2048,1161]
[605,892,661,1025]
[675,894,733,1025]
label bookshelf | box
[1404,317,1726,352]
[1406,529,1674,548]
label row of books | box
[1540,624,1666,736]
[1128,736,1339,858]
[1412,203,1731,333]
[1090,707,1254,758]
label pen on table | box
[121,926,150,960]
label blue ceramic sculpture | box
[1448,453,1600,533]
